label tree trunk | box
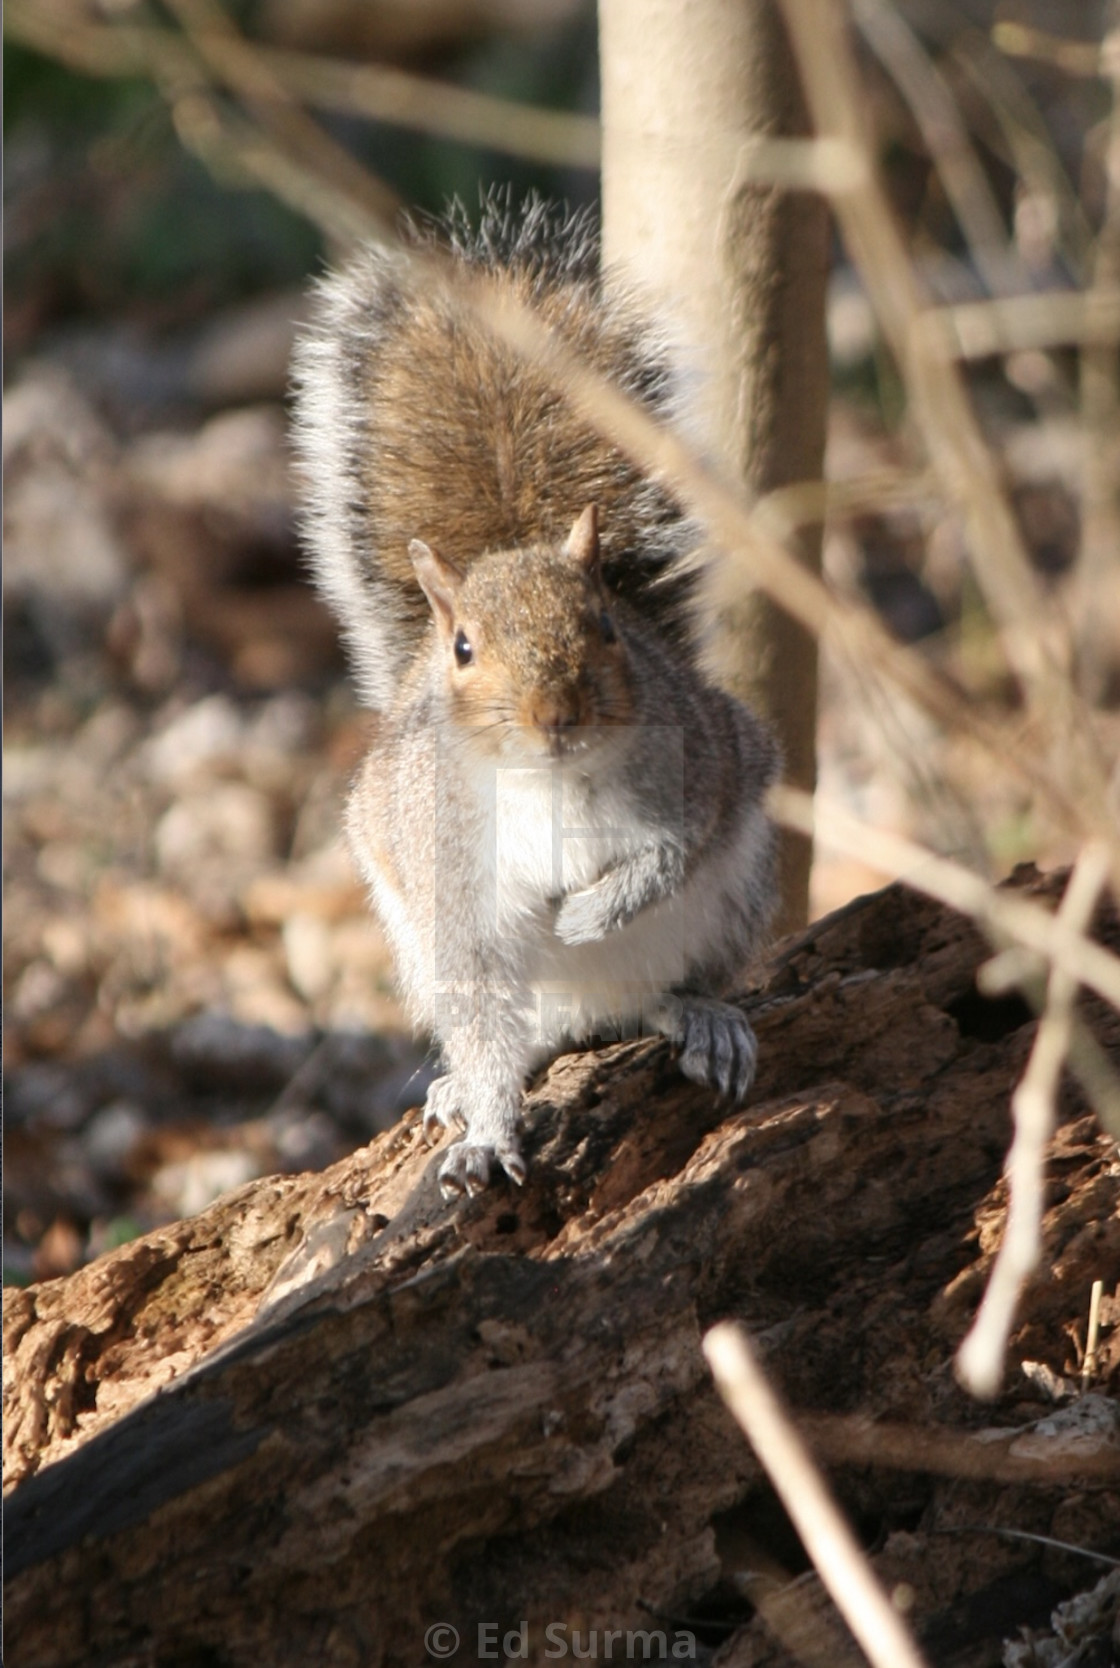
[5,867,1119,1668]
[598,0,831,933]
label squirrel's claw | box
[422,1076,467,1144]
[498,1145,527,1187]
[438,1138,526,1199]
[438,1143,491,1197]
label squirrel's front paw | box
[653,995,758,1102]
[438,1136,526,1199]
[422,1075,467,1144]
[554,885,615,946]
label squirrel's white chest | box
[487,763,626,920]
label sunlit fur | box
[295,196,780,1194]
[290,194,699,713]
[428,547,635,761]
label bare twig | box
[161,0,398,235]
[169,89,383,245]
[979,954,1120,1141]
[957,844,1113,1396]
[456,255,1092,836]
[993,22,1104,80]
[1082,1278,1106,1389]
[950,29,1095,282]
[855,0,1027,296]
[779,0,1113,845]
[799,1410,1120,1484]
[1073,8,1120,696]
[771,785,1120,1014]
[918,289,1120,361]
[703,1323,931,1668]
[4,0,390,244]
[2,0,599,169]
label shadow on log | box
[5,867,1120,1668]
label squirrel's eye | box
[453,628,473,667]
[599,609,617,645]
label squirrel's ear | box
[564,504,600,577]
[409,539,463,632]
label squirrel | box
[292,195,781,1198]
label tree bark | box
[598,0,831,933]
[5,867,1119,1668]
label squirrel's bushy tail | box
[291,193,699,711]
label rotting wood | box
[4,867,1119,1668]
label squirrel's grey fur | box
[292,195,780,1197]
[292,195,697,709]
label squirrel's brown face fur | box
[411,505,635,759]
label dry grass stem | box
[3,0,599,169]
[854,0,1027,296]
[242,50,600,171]
[703,1323,931,1668]
[980,951,1120,1140]
[957,843,1112,1395]
[771,786,1120,1011]
[935,1526,1120,1567]
[779,0,1112,835]
[728,134,869,193]
[1074,5,1120,694]
[1082,1278,1105,1388]
[5,0,391,243]
[755,469,938,531]
[981,968,1120,1142]
[1063,1026,1120,1141]
[800,1409,1120,1483]
[992,22,1106,79]
[171,91,384,245]
[950,34,1095,281]
[457,258,1091,833]
[162,0,398,233]
[918,289,1120,360]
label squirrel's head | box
[409,504,636,759]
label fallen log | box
[5,867,1119,1668]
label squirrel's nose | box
[526,691,583,736]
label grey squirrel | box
[292,197,780,1197]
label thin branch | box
[949,31,1095,282]
[854,0,1027,296]
[161,0,398,236]
[1073,6,1120,697]
[1083,1278,1106,1388]
[704,1323,931,1668]
[168,89,383,245]
[779,0,1111,842]
[799,1410,1120,1484]
[956,843,1114,1396]
[770,785,1120,1014]
[4,0,391,244]
[992,22,1105,79]
[2,0,599,169]
[918,289,1120,360]
[979,958,1120,1141]
[456,255,1099,841]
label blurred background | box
[4,0,1117,1280]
